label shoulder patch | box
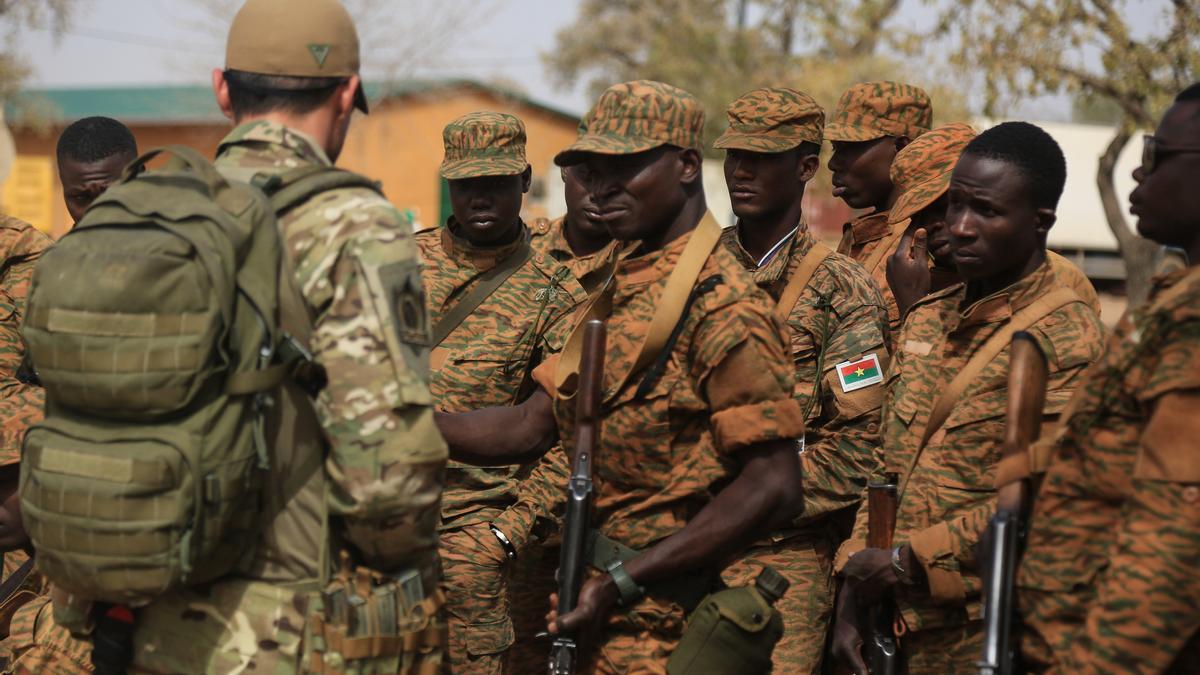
[835,353,884,392]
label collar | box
[614,224,692,296]
[440,219,530,271]
[844,210,893,246]
[948,260,1058,334]
[216,120,332,166]
[722,219,817,293]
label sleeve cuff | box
[531,355,560,399]
[490,506,535,552]
[710,398,806,453]
[833,538,866,574]
[907,522,966,604]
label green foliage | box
[0,0,75,102]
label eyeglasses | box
[1141,134,1200,174]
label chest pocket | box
[442,339,537,407]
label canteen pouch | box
[305,552,448,675]
[667,567,789,675]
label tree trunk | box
[1096,126,1159,308]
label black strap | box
[587,531,716,612]
[0,556,36,606]
[431,243,534,347]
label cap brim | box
[824,122,887,143]
[713,131,806,153]
[553,134,666,166]
[890,172,952,225]
[353,83,370,114]
[440,159,528,180]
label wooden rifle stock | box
[865,473,899,675]
[549,320,606,675]
[978,332,1048,675]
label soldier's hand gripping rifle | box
[549,319,606,675]
[865,473,900,675]
[978,332,1048,675]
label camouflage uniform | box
[0,217,51,456]
[828,82,932,342]
[420,112,587,673]
[834,260,1104,673]
[713,88,889,673]
[886,124,1104,318]
[530,216,615,295]
[535,80,808,674]
[1018,265,1200,673]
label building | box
[2,79,582,238]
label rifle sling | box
[431,240,534,348]
[587,531,714,612]
[774,240,833,322]
[898,287,1084,499]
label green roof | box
[5,78,579,127]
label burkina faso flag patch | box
[835,353,883,393]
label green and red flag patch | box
[835,353,883,392]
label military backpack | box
[17,146,361,605]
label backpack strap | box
[774,240,832,322]
[257,165,383,217]
[430,242,534,348]
[898,286,1085,499]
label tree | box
[0,0,75,102]
[929,0,1200,306]
[544,0,971,158]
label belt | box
[587,530,716,612]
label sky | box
[14,0,594,113]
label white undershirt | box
[753,226,799,268]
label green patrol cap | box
[825,81,932,143]
[439,112,529,180]
[714,87,825,152]
[225,0,370,113]
[555,80,705,166]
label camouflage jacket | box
[533,220,806,551]
[0,217,52,459]
[530,216,614,294]
[837,210,904,343]
[1018,265,1200,673]
[0,553,87,674]
[721,223,888,524]
[416,223,586,534]
[837,259,1104,633]
[214,120,447,582]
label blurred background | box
[1,0,1197,314]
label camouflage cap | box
[554,80,705,166]
[225,0,369,113]
[889,122,978,225]
[713,87,824,152]
[825,81,932,143]
[439,112,529,180]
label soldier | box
[0,215,65,672]
[829,121,1105,673]
[1017,83,1200,673]
[827,81,932,342]
[886,123,1102,320]
[435,80,808,672]
[419,111,587,673]
[529,165,616,294]
[14,1,449,671]
[55,116,138,225]
[712,87,888,673]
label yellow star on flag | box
[854,367,865,377]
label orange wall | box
[9,88,579,238]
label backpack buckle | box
[279,333,327,397]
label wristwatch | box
[606,560,645,607]
[488,523,518,562]
[891,545,917,587]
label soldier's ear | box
[212,69,235,122]
[521,165,533,193]
[334,76,359,120]
[796,150,820,183]
[1035,207,1056,237]
[677,148,702,186]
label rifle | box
[978,332,1048,675]
[865,472,899,675]
[549,319,606,675]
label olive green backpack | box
[18,145,355,605]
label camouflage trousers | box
[440,522,513,674]
[507,543,558,674]
[721,526,837,674]
[899,620,983,674]
[584,594,686,675]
